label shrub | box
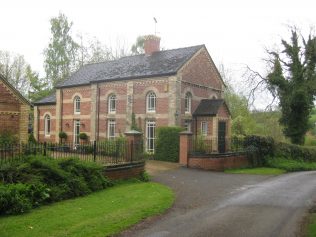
[243,135,275,166]
[0,130,18,145]
[275,142,316,162]
[139,171,150,182]
[155,127,184,162]
[0,182,51,210]
[0,156,111,215]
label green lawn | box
[225,167,286,175]
[306,213,316,237]
[0,181,174,237]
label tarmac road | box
[119,167,316,237]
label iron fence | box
[0,140,144,166]
[189,136,245,155]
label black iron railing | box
[189,136,245,155]
[0,140,144,165]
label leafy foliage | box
[44,13,79,87]
[0,156,111,215]
[266,29,316,144]
[155,127,184,162]
[0,130,18,145]
[131,36,145,55]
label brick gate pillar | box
[179,131,192,166]
[124,130,143,161]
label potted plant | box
[59,131,67,143]
[79,132,88,141]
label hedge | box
[0,155,112,215]
[155,127,184,162]
[243,135,316,165]
[274,142,316,162]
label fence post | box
[93,140,97,162]
[43,142,47,156]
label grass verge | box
[266,157,316,172]
[225,167,286,175]
[0,180,174,237]
[305,209,316,237]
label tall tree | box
[131,36,145,55]
[26,66,51,102]
[44,13,79,87]
[248,29,316,144]
[0,50,30,96]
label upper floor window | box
[108,94,116,113]
[44,115,51,136]
[146,91,156,112]
[185,92,192,113]
[74,96,81,114]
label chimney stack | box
[144,35,161,56]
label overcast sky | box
[1,0,316,108]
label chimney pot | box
[144,35,161,55]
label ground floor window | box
[44,115,51,136]
[184,121,191,132]
[146,121,156,153]
[201,121,208,136]
[107,120,116,139]
[74,120,80,145]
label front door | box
[218,121,226,153]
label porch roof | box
[193,99,225,116]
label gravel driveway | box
[119,162,316,237]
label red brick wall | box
[103,163,145,180]
[189,155,249,171]
[181,49,222,89]
[218,104,230,118]
[0,81,21,136]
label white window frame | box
[201,121,208,136]
[74,120,80,145]
[44,115,51,137]
[108,94,116,113]
[146,91,156,112]
[185,92,192,113]
[107,120,116,139]
[146,121,156,153]
[74,96,81,114]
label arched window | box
[185,92,192,113]
[108,94,116,113]
[146,91,156,112]
[74,96,81,114]
[44,115,51,136]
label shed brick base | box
[188,155,249,171]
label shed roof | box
[193,99,228,116]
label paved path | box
[120,167,316,237]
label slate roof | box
[33,93,56,105]
[56,45,204,88]
[193,99,227,116]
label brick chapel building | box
[0,74,31,143]
[34,35,231,152]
